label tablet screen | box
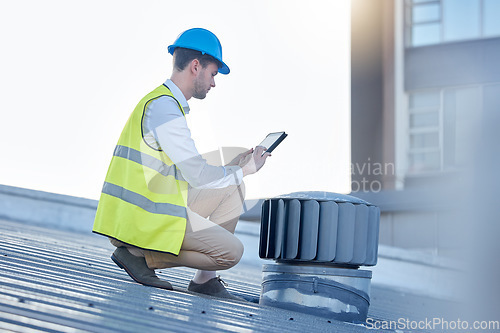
[259,132,284,150]
[258,131,287,154]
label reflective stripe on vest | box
[102,182,187,218]
[113,145,186,182]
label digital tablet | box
[258,131,287,155]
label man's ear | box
[190,59,201,75]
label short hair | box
[173,47,222,72]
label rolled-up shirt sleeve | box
[144,96,243,189]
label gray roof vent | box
[258,191,380,323]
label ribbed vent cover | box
[259,192,380,266]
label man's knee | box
[216,237,244,269]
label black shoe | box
[111,247,173,290]
[187,276,246,301]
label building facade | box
[351,0,500,256]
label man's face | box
[193,62,218,100]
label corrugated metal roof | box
[0,219,452,332]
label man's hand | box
[241,146,271,177]
[226,148,254,166]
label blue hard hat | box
[168,28,230,75]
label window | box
[408,91,441,172]
[406,0,500,47]
[443,87,481,168]
[407,86,480,173]
[443,0,480,41]
[483,0,500,36]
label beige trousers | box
[111,183,245,271]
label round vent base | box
[259,263,371,323]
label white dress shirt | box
[142,79,243,189]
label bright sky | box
[0,0,350,200]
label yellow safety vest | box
[93,84,188,255]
